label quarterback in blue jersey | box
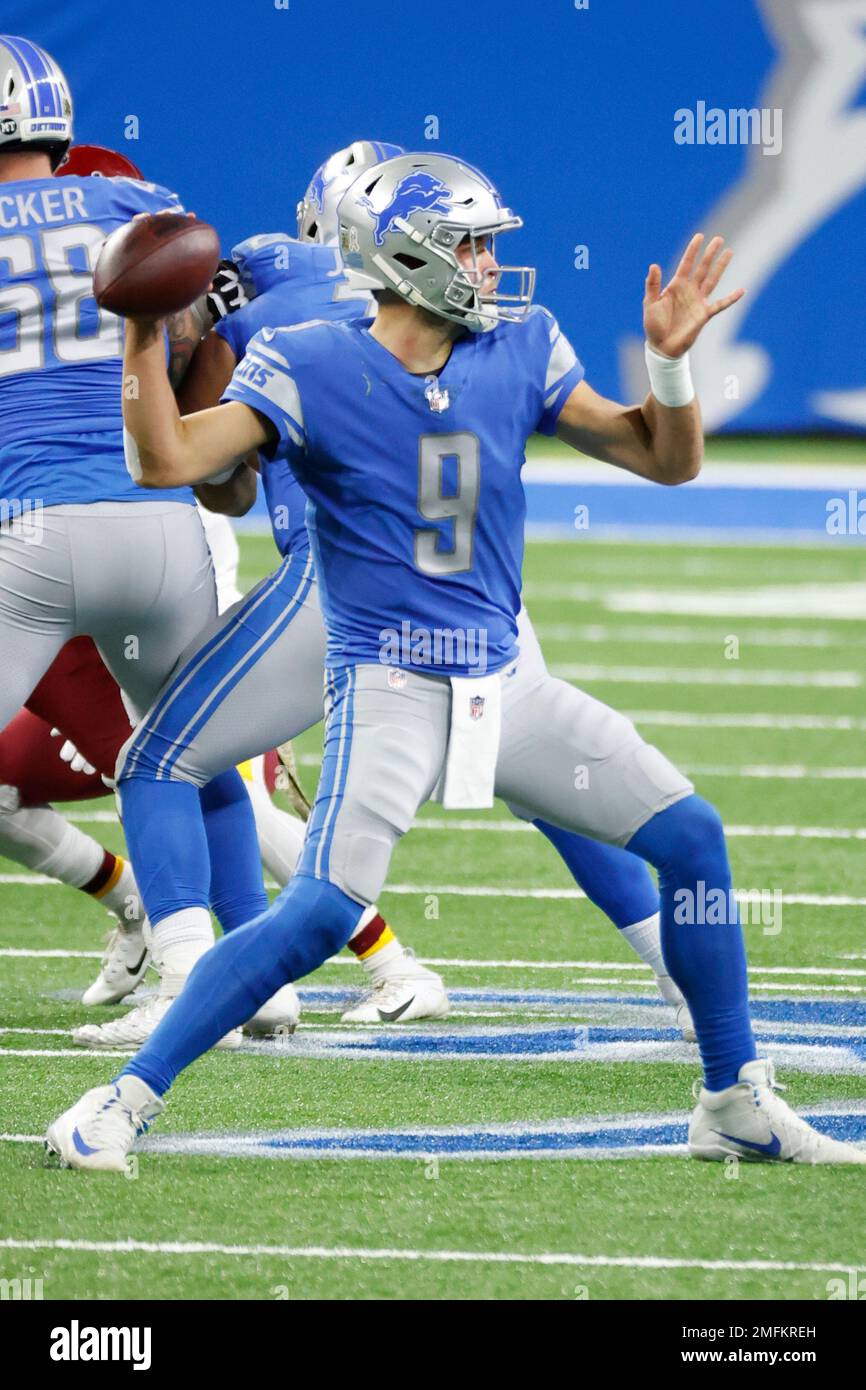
[49,151,864,1167]
[81,140,680,1047]
[0,37,273,1002]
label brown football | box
[93,213,220,317]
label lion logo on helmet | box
[360,171,453,246]
[307,163,327,213]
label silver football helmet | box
[0,35,73,169]
[336,152,535,333]
[297,140,404,246]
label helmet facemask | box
[339,154,536,333]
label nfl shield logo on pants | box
[469,695,485,720]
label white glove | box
[50,728,96,777]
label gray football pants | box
[116,552,327,786]
[0,502,216,727]
[298,648,694,907]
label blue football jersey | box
[222,306,584,676]
[214,233,369,558]
[0,175,193,507]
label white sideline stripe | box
[290,704,866,763]
[0,1049,132,1058]
[2,875,864,905]
[0,1236,856,1275]
[0,946,101,957]
[5,946,859,977]
[534,622,842,649]
[608,588,866,621]
[53,809,866,842]
[409,820,866,840]
[682,765,866,780]
[379,885,866,908]
[523,458,866,488]
[626,710,866,731]
[523,579,866,619]
[551,664,861,688]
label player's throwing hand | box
[643,233,744,359]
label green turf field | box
[1,524,864,1301]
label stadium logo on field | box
[360,172,453,246]
[139,1102,866,1163]
[233,1013,866,1074]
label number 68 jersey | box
[223,307,584,677]
[0,174,192,506]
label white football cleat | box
[45,1077,163,1173]
[689,1058,866,1164]
[654,971,696,1043]
[72,994,242,1051]
[244,983,301,1037]
[81,923,151,1006]
[342,954,450,1024]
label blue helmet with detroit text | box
[0,35,73,169]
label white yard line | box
[624,710,866,730]
[0,1235,856,1275]
[3,875,863,903]
[534,623,842,649]
[681,765,866,780]
[0,1049,132,1058]
[53,810,866,841]
[409,820,866,840]
[0,946,101,958]
[6,947,859,976]
[550,664,862,688]
[376,885,866,907]
[293,710,866,768]
[523,459,866,488]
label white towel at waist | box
[432,672,502,810]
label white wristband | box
[644,341,695,407]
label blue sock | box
[120,770,267,931]
[627,794,756,1090]
[121,875,362,1095]
[534,820,659,929]
[201,770,268,931]
[119,776,210,925]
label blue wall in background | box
[5,0,865,431]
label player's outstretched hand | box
[643,233,744,359]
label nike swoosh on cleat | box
[378,996,416,1023]
[72,1126,99,1157]
[126,948,149,977]
[715,1129,782,1157]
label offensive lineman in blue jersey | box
[75,141,683,1047]
[49,151,864,1167]
[0,37,271,993]
[72,142,459,1048]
